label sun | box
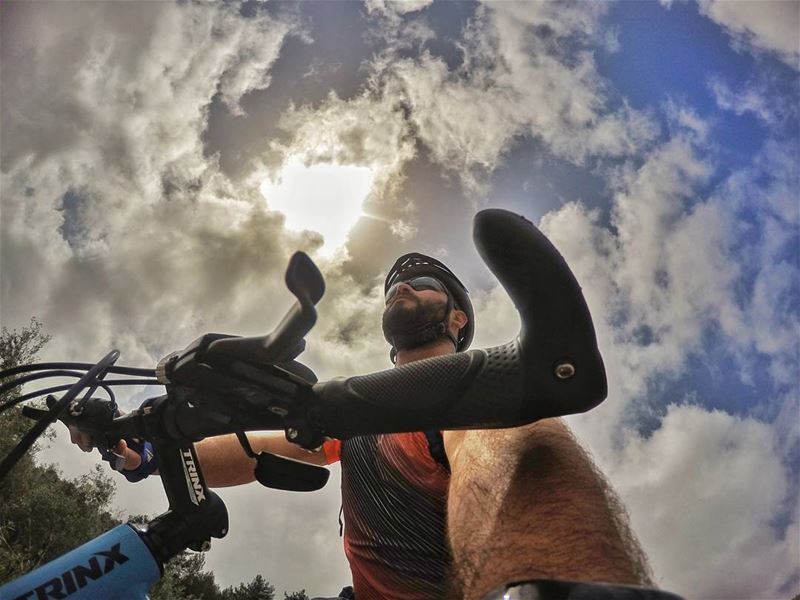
[260,158,375,256]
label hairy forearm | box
[194,432,327,488]
[445,419,652,600]
[193,434,256,487]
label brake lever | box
[201,251,324,367]
[158,251,323,384]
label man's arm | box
[69,427,328,487]
[191,432,330,487]
[443,419,653,600]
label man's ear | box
[450,308,468,330]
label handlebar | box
[0,208,607,571]
[4,208,607,474]
[81,210,603,455]
[302,209,606,443]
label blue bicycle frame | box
[2,524,160,600]
[0,404,232,600]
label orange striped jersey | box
[323,432,451,599]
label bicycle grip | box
[313,208,607,438]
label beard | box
[382,295,448,349]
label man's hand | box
[66,425,142,471]
[67,424,94,452]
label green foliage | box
[0,319,120,582]
[150,552,220,600]
[221,574,275,600]
[0,456,121,581]
[0,318,51,372]
[284,590,310,600]
[150,564,283,600]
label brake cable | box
[0,362,155,378]
[10,378,159,408]
[0,374,158,413]
[0,350,121,479]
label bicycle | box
[1,209,676,600]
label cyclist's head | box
[382,253,474,361]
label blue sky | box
[602,1,766,166]
[2,1,798,597]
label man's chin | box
[384,306,420,335]
[383,298,447,340]
[384,298,416,316]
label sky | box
[1,1,798,598]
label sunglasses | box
[385,276,448,304]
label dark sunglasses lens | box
[410,277,445,292]
[386,277,446,303]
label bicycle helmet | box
[383,253,474,360]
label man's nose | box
[396,282,413,294]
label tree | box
[284,590,310,600]
[0,320,228,597]
[221,574,276,600]
[0,319,121,582]
[148,550,221,600]
[0,317,51,371]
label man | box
[70,253,665,600]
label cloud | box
[708,75,800,131]
[471,125,799,596]
[542,134,718,415]
[709,78,778,124]
[227,15,798,586]
[272,1,657,206]
[304,266,391,378]
[663,0,799,68]
[361,0,436,63]
[0,1,313,366]
[272,89,417,224]
[609,404,798,598]
[364,0,434,16]
[203,471,351,594]
[470,283,520,349]
[383,2,657,191]
[698,0,800,69]
[0,3,352,594]
[542,126,798,597]
[542,127,798,413]
[710,139,800,391]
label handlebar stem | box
[135,490,228,564]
